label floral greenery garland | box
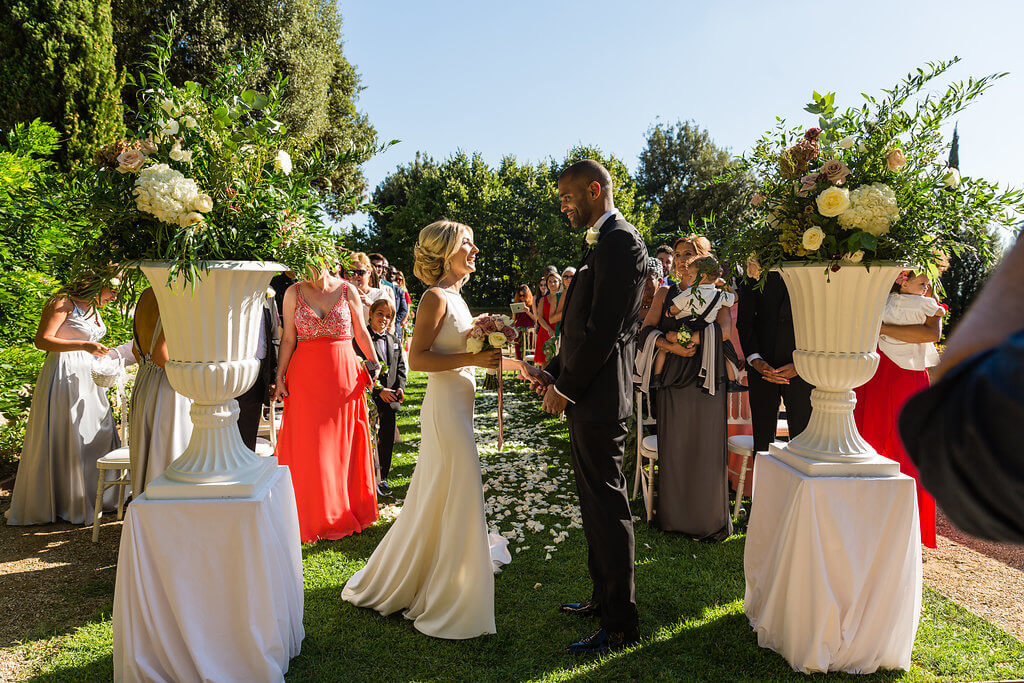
[72,21,391,292]
[723,58,1023,281]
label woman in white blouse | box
[347,252,396,331]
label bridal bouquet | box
[467,314,518,450]
[724,59,1023,281]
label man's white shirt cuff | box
[552,385,575,404]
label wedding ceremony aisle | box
[2,373,1024,681]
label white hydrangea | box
[133,163,211,227]
[837,182,899,236]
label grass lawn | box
[13,372,1024,682]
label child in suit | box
[359,299,407,497]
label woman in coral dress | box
[274,267,382,543]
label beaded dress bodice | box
[295,282,353,341]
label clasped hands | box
[749,358,798,384]
[517,364,568,415]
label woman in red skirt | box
[855,270,947,548]
[274,267,382,543]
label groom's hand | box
[519,364,553,395]
[542,386,568,415]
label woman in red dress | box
[854,270,946,548]
[532,272,564,366]
[274,266,382,543]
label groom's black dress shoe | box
[566,627,640,655]
[559,600,600,617]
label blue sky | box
[338,1,1024,233]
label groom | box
[521,159,648,654]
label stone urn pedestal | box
[141,260,283,499]
[769,262,906,477]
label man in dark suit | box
[356,298,407,498]
[736,271,813,452]
[520,159,647,654]
[236,296,279,450]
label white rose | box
[801,226,825,252]
[815,186,851,217]
[158,119,179,137]
[488,332,507,348]
[467,337,484,354]
[843,250,865,263]
[183,115,198,128]
[193,194,213,212]
[838,135,856,150]
[942,168,961,189]
[275,150,292,175]
[160,99,176,116]
[169,140,186,162]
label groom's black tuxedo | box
[545,211,647,634]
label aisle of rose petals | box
[474,379,582,560]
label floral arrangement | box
[467,314,518,449]
[74,23,388,290]
[725,59,1023,280]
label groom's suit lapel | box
[565,213,617,309]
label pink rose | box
[798,173,818,196]
[482,318,497,333]
[886,148,906,171]
[116,148,145,173]
[804,127,822,141]
[471,327,486,340]
[750,193,765,206]
[225,187,238,199]
[139,137,158,155]
[820,159,851,185]
[503,327,517,342]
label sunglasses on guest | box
[349,269,367,276]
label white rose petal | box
[838,135,856,150]
[843,250,865,263]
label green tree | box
[0,0,125,168]
[636,120,753,248]
[110,0,376,217]
[354,146,655,308]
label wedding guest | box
[533,271,564,366]
[562,267,577,291]
[899,234,1024,543]
[235,290,279,450]
[736,262,813,453]
[274,265,381,543]
[126,287,194,493]
[369,253,407,336]
[355,298,407,498]
[348,252,396,324]
[655,245,674,286]
[638,257,664,331]
[854,269,946,548]
[638,234,732,541]
[537,277,549,299]
[512,284,537,360]
[269,269,297,320]
[6,276,121,525]
[392,268,412,340]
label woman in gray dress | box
[638,235,733,541]
[128,288,193,494]
[5,280,121,525]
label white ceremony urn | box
[140,260,283,499]
[768,262,906,477]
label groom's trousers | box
[567,416,639,633]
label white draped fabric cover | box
[113,467,304,682]
[744,454,922,674]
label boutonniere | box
[584,225,600,246]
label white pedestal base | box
[114,466,303,683]
[744,453,921,674]
[145,456,278,500]
[769,442,901,477]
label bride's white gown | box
[342,287,508,639]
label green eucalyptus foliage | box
[0,0,125,168]
[353,146,656,308]
[110,0,377,218]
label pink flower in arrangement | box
[503,326,518,342]
[886,148,907,171]
[225,187,238,199]
[482,318,498,334]
[820,159,851,185]
[798,173,819,196]
[471,327,486,340]
[804,127,822,141]
[750,193,765,206]
[804,205,814,214]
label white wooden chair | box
[632,389,659,523]
[93,380,132,543]
[257,400,282,450]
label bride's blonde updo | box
[413,219,473,286]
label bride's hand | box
[471,348,502,370]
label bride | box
[342,219,520,639]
